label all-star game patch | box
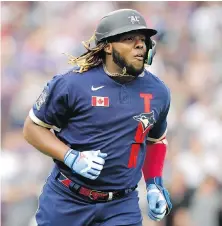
[35,85,49,110]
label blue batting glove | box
[64,149,107,180]
[146,177,172,221]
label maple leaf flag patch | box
[92,96,109,107]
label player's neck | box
[103,64,136,84]
[104,61,125,75]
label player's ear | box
[104,43,112,55]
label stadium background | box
[1,1,222,226]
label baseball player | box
[23,9,172,226]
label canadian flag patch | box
[92,96,109,107]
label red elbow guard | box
[142,138,167,181]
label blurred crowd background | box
[1,1,222,226]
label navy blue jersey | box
[29,65,170,191]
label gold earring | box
[122,67,127,75]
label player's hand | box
[146,177,172,221]
[64,149,107,180]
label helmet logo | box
[128,15,140,24]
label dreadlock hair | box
[67,33,107,73]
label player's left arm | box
[142,87,172,221]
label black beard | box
[112,48,144,77]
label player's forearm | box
[142,139,167,182]
[23,116,70,162]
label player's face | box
[111,31,147,76]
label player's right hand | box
[64,149,107,180]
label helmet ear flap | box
[145,39,156,65]
[147,48,153,65]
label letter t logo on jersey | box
[92,96,109,107]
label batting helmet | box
[95,9,158,65]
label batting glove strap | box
[64,149,79,171]
[146,177,172,216]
